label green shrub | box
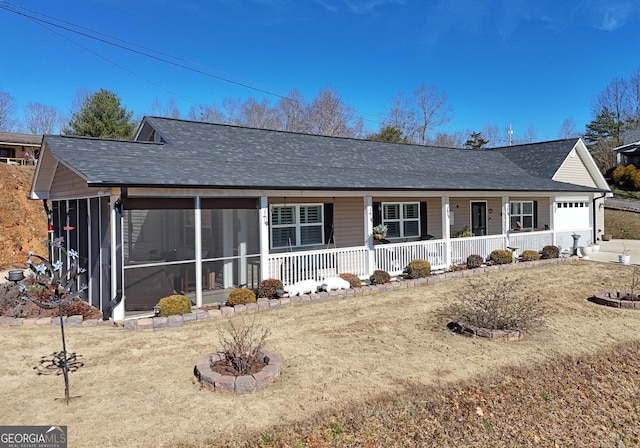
[257,278,283,300]
[370,269,391,285]
[466,254,484,269]
[541,245,559,259]
[339,273,362,288]
[520,250,540,262]
[156,294,192,317]
[406,259,431,279]
[489,249,513,265]
[454,226,475,238]
[226,288,257,306]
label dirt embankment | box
[0,163,47,269]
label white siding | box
[553,150,598,187]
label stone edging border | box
[447,321,526,341]
[0,257,574,330]
[193,350,282,394]
[589,292,640,309]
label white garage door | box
[555,201,589,230]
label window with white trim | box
[270,204,323,248]
[510,201,534,229]
[383,202,420,238]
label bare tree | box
[483,123,501,147]
[384,93,417,143]
[187,103,226,124]
[304,86,361,137]
[277,89,308,133]
[150,97,181,119]
[593,77,630,125]
[24,102,62,134]
[558,117,578,139]
[384,84,451,145]
[520,126,538,144]
[628,69,640,126]
[0,89,19,132]
[430,131,465,148]
[237,97,280,130]
[413,84,452,145]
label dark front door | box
[471,202,487,236]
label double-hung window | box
[270,204,323,248]
[382,202,420,238]
[510,201,534,229]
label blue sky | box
[2,0,640,142]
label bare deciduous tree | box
[237,97,280,130]
[0,89,19,132]
[384,83,451,145]
[277,89,308,133]
[483,123,501,147]
[304,86,362,137]
[24,102,61,135]
[413,84,452,145]
[187,103,226,124]
[558,117,578,139]
[151,97,181,119]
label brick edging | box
[590,291,640,309]
[0,257,574,330]
[194,349,282,394]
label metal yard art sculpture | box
[17,237,87,404]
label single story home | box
[0,132,41,164]
[30,117,610,320]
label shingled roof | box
[41,117,604,193]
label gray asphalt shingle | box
[43,117,604,193]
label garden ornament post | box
[19,237,87,405]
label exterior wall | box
[553,151,598,188]
[50,163,104,199]
[334,197,364,247]
[426,200,442,238]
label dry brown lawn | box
[1,261,639,447]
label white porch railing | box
[508,230,554,256]
[450,234,506,264]
[375,240,447,275]
[266,227,592,286]
[266,246,369,285]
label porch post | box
[365,197,375,277]
[194,196,202,307]
[110,195,125,321]
[550,197,557,246]
[442,196,451,268]
[502,196,509,247]
[259,196,270,282]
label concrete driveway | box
[581,239,639,265]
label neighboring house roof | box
[0,132,42,147]
[36,117,607,194]
[614,142,640,154]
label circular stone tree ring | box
[194,350,282,394]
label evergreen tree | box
[63,88,135,139]
[584,107,628,145]
[369,126,408,143]
[464,131,489,149]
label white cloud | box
[314,0,404,14]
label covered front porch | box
[58,190,595,319]
[266,228,591,285]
